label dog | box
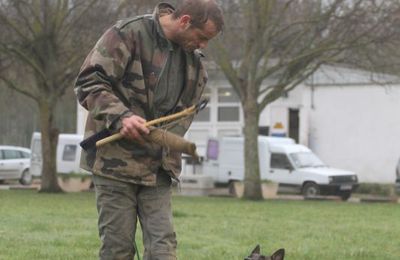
[244,245,285,260]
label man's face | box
[174,19,219,52]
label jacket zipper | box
[152,50,171,119]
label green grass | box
[0,190,399,259]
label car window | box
[271,153,292,170]
[62,145,77,161]
[20,151,30,158]
[0,150,3,160]
[3,149,22,160]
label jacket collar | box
[152,2,176,50]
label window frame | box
[270,153,294,170]
[2,149,22,160]
[216,87,241,123]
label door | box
[289,109,299,143]
[269,153,296,184]
[0,149,23,179]
[269,153,300,193]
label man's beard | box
[173,33,196,52]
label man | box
[74,1,223,259]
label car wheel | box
[19,169,32,185]
[302,182,320,198]
[339,191,352,201]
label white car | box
[0,145,32,185]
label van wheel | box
[302,182,320,198]
[19,169,32,185]
[339,191,352,201]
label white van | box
[202,136,358,200]
[30,132,88,176]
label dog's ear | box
[251,245,261,255]
[271,248,285,260]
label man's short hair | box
[173,0,224,32]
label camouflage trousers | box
[92,173,177,260]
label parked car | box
[0,145,32,185]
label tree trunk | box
[242,98,263,200]
[38,101,62,193]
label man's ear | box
[178,14,192,29]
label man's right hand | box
[120,115,150,140]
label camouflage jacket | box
[74,3,207,186]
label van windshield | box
[289,152,325,168]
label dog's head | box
[244,245,285,260]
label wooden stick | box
[95,105,197,148]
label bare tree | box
[210,0,400,199]
[0,0,102,192]
[0,0,173,192]
[117,0,167,17]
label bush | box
[355,183,395,196]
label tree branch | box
[0,76,37,100]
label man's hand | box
[120,115,150,140]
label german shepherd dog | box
[244,245,285,260]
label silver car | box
[0,145,32,185]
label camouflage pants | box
[93,173,177,260]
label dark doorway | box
[258,126,269,136]
[289,109,299,143]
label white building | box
[187,65,400,184]
[77,65,400,184]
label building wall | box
[187,70,400,183]
[303,85,400,183]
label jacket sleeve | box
[74,26,135,131]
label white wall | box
[269,86,305,137]
[304,85,400,183]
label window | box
[20,151,30,158]
[206,139,219,160]
[271,153,293,170]
[62,145,77,161]
[194,88,211,122]
[218,107,239,121]
[194,107,210,122]
[3,149,21,160]
[217,87,240,122]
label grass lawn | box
[0,190,399,260]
